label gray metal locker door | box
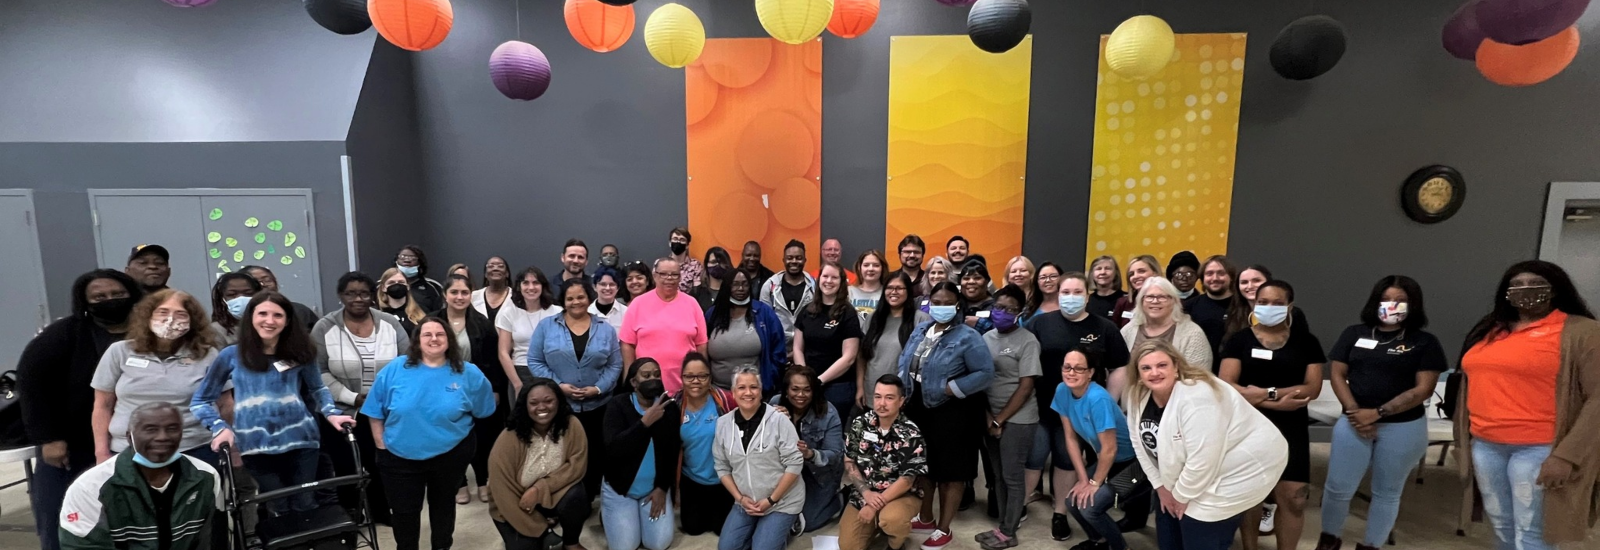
[199,193,323,313]
[89,194,211,304]
[0,191,50,371]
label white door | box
[0,191,51,371]
[1556,201,1600,303]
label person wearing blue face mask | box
[897,281,994,550]
[1022,272,1130,539]
[396,244,446,314]
[59,402,226,550]
[1219,279,1324,550]
[208,272,261,346]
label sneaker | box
[921,529,953,550]
[911,516,938,534]
[1259,503,1278,534]
[1051,513,1073,541]
[978,531,1017,550]
[1069,540,1109,550]
[1314,532,1343,550]
[974,528,1003,545]
[1019,509,1029,525]
[960,485,976,511]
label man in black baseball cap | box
[125,244,171,293]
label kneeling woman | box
[774,365,845,532]
[490,378,592,550]
[715,367,807,550]
[603,358,683,550]
[362,318,498,550]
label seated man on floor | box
[838,375,927,550]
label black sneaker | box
[1051,513,1073,541]
[1069,540,1109,550]
[960,484,976,511]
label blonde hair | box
[128,290,218,357]
[1127,255,1162,291]
[1004,255,1036,293]
[1129,276,1191,327]
[380,267,428,324]
[447,263,472,288]
[1122,339,1222,411]
[926,256,956,282]
[1088,255,1122,292]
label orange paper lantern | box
[369,0,454,51]
[828,0,879,39]
[1476,26,1580,87]
[565,0,636,53]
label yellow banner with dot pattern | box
[1086,33,1246,268]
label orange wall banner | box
[686,38,822,265]
[885,35,1032,264]
[1084,33,1246,268]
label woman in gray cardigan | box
[714,367,806,550]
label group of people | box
[14,231,1600,550]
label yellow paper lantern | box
[645,3,705,68]
[756,0,834,44]
[1106,15,1176,79]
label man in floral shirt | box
[839,374,928,550]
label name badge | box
[1121,311,1135,319]
[273,361,294,373]
[862,431,880,443]
[125,358,150,369]
[1251,348,1273,360]
[1355,338,1378,350]
[976,310,990,319]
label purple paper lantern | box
[1474,0,1591,45]
[490,41,552,101]
[1443,1,1488,60]
[163,0,218,6]
[937,0,978,6]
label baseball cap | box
[128,244,170,263]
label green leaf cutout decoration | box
[267,220,284,231]
[254,233,266,244]
[267,245,276,254]
[224,237,238,248]
[208,208,224,221]
[232,251,244,263]
[209,248,221,259]
[207,232,221,243]
[294,246,306,259]
[217,260,229,269]
[280,255,293,265]
[244,217,259,228]
[284,233,297,247]
[253,250,266,260]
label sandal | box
[456,486,471,505]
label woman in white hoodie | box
[714,367,806,550]
[1123,340,1286,550]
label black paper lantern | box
[1269,15,1347,80]
[967,0,1030,53]
[305,0,372,35]
[597,0,638,5]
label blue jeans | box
[1472,440,1554,550]
[242,448,320,515]
[1320,416,1428,546]
[1155,509,1243,550]
[31,446,96,550]
[1027,420,1074,471]
[822,381,856,422]
[719,506,797,550]
[601,482,675,550]
[1069,460,1148,550]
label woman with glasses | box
[675,354,735,536]
[1118,277,1211,397]
[1456,260,1600,550]
[1022,262,1063,322]
[621,258,710,395]
[1086,256,1124,321]
[1109,256,1160,328]
[1058,346,1147,550]
[473,256,513,325]
[394,245,445,314]
[860,273,932,409]
[590,266,630,329]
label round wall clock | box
[1401,165,1466,224]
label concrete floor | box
[0,443,1550,550]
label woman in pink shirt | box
[620,258,709,393]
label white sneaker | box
[1259,503,1277,534]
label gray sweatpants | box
[981,421,1037,537]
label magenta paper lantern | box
[1443,1,1489,60]
[163,0,218,6]
[490,40,553,101]
[1474,0,1591,45]
[937,0,977,5]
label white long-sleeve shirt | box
[1127,379,1287,522]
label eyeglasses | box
[655,271,682,279]
[682,374,710,382]
[886,286,908,292]
[340,291,373,299]
[397,254,418,261]
[1062,366,1091,374]
[992,305,1021,314]
[1143,295,1173,303]
[1038,274,1061,282]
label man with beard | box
[741,241,776,284]
[888,235,931,299]
[557,239,591,283]
[1185,254,1238,364]
[125,245,172,293]
[758,239,815,350]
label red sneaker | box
[910,516,938,534]
[921,529,952,550]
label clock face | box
[1418,177,1454,214]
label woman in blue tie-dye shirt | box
[191,291,353,515]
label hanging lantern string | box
[515,0,522,40]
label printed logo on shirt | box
[824,320,839,329]
[1530,329,1553,338]
[1138,419,1159,460]
[999,347,1015,356]
[186,493,198,505]
[1079,334,1100,345]
[67,512,79,523]
[446,382,461,392]
[1388,345,1413,355]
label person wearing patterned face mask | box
[1457,260,1600,550]
[92,290,224,468]
[600,244,623,269]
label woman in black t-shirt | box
[793,262,864,420]
[1219,280,1323,550]
[1317,276,1447,550]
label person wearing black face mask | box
[669,227,703,294]
[693,246,732,310]
[602,358,682,550]
[18,269,144,550]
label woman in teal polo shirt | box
[1056,346,1147,550]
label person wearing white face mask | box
[208,272,261,345]
[93,290,223,467]
[1316,276,1447,550]
[1218,280,1324,550]
[1022,272,1130,539]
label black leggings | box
[576,407,607,498]
[678,477,733,536]
[494,484,592,549]
[462,403,507,487]
[378,437,475,550]
[320,414,390,522]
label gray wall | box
[348,41,429,275]
[0,0,373,142]
[405,0,1600,355]
[0,142,352,316]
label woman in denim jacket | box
[896,281,995,550]
[772,365,845,532]
[528,278,624,498]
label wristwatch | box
[766,496,778,507]
[1376,406,1389,418]
[1267,387,1279,401]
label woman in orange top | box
[1456,260,1600,549]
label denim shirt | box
[527,314,623,413]
[769,395,844,491]
[896,321,995,408]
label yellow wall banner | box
[886,35,1032,263]
[1085,33,1246,268]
